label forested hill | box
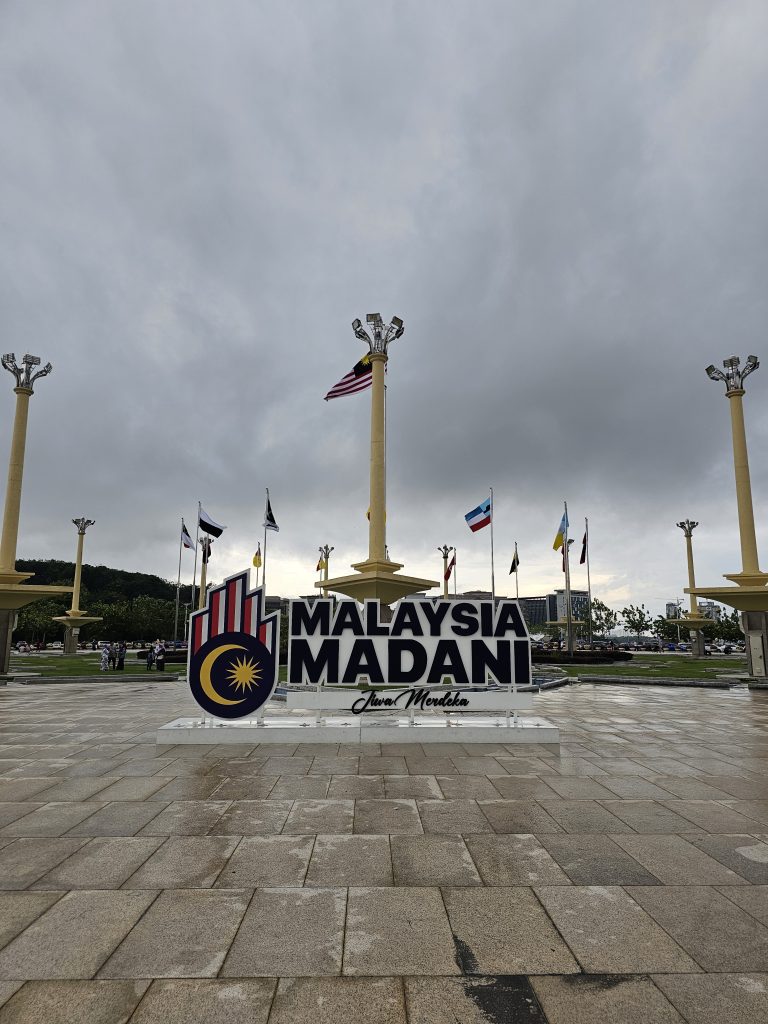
[17,559,189,604]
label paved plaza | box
[0,680,766,1022]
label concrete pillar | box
[0,388,32,576]
[368,354,387,563]
[728,390,762,578]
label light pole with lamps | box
[666,520,709,656]
[53,519,102,653]
[0,354,71,674]
[319,315,438,605]
[318,544,334,596]
[437,545,454,599]
[689,355,768,678]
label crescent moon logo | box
[200,643,246,706]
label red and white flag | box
[444,553,456,581]
[324,356,373,400]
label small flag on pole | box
[252,544,262,568]
[324,356,372,400]
[509,545,519,574]
[580,530,587,565]
[199,507,226,538]
[201,537,213,564]
[264,492,279,532]
[445,553,456,581]
[181,520,195,550]
[465,499,492,532]
[316,557,327,572]
[553,511,568,551]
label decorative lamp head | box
[706,354,760,394]
[353,313,405,356]
[676,519,699,537]
[72,518,96,534]
[1,352,53,391]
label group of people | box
[145,641,167,672]
[99,642,127,672]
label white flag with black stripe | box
[264,491,279,533]
[199,506,226,538]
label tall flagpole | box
[585,516,593,648]
[262,489,269,593]
[173,518,183,644]
[489,487,496,603]
[514,541,519,600]
[563,500,573,654]
[191,501,200,612]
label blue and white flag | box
[465,499,492,533]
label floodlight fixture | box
[705,353,760,394]
[73,518,96,534]
[723,356,740,370]
[366,313,383,326]
[1,352,53,391]
[676,519,699,537]
[353,312,405,356]
[705,364,722,381]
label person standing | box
[145,645,154,671]
[100,645,109,672]
[108,643,117,670]
[155,643,166,672]
[116,642,126,671]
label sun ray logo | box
[188,570,279,719]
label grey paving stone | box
[124,836,240,888]
[405,976,547,1024]
[31,837,164,889]
[0,802,104,837]
[535,886,699,973]
[488,776,561,799]
[698,777,768,800]
[465,834,570,885]
[270,977,406,1024]
[65,801,168,837]
[0,779,58,801]
[100,889,251,979]
[136,800,230,836]
[269,775,330,799]
[385,775,442,799]
[308,758,359,776]
[215,835,313,887]
[0,982,22,1011]
[443,886,579,974]
[391,835,481,886]
[358,757,408,775]
[0,838,89,889]
[477,800,563,834]
[537,834,660,885]
[628,885,768,971]
[328,775,384,798]
[0,980,150,1024]
[598,776,680,800]
[354,799,423,834]
[283,798,354,834]
[660,800,765,832]
[208,776,278,799]
[531,975,685,1024]
[652,778,735,800]
[0,892,63,948]
[719,800,768,826]
[0,804,43,828]
[688,831,768,880]
[433,777,499,800]
[539,800,635,834]
[93,778,171,801]
[417,800,493,834]
[306,835,392,886]
[221,887,345,977]
[718,885,768,925]
[543,777,618,800]
[148,776,225,801]
[261,756,312,775]
[209,799,293,835]
[613,834,751,884]
[128,978,276,1024]
[0,890,156,979]
[653,973,768,1024]
[344,887,458,975]
[32,777,120,802]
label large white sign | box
[287,598,531,688]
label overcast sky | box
[1,0,766,615]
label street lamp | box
[318,544,334,595]
[318,315,438,605]
[53,519,102,653]
[690,354,768,678]
[668,519,709,656]
[437,545,454,599]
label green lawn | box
[556,654,747,680]
[9,651,161,677]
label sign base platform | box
[157,713,560,746]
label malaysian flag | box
[324,356,372,400]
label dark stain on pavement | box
[463,976,549,1023]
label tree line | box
[15,559,196,643]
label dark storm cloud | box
[0,0,766,612]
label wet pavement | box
[0,678,766,1021]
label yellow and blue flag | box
[553,511,568,551]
